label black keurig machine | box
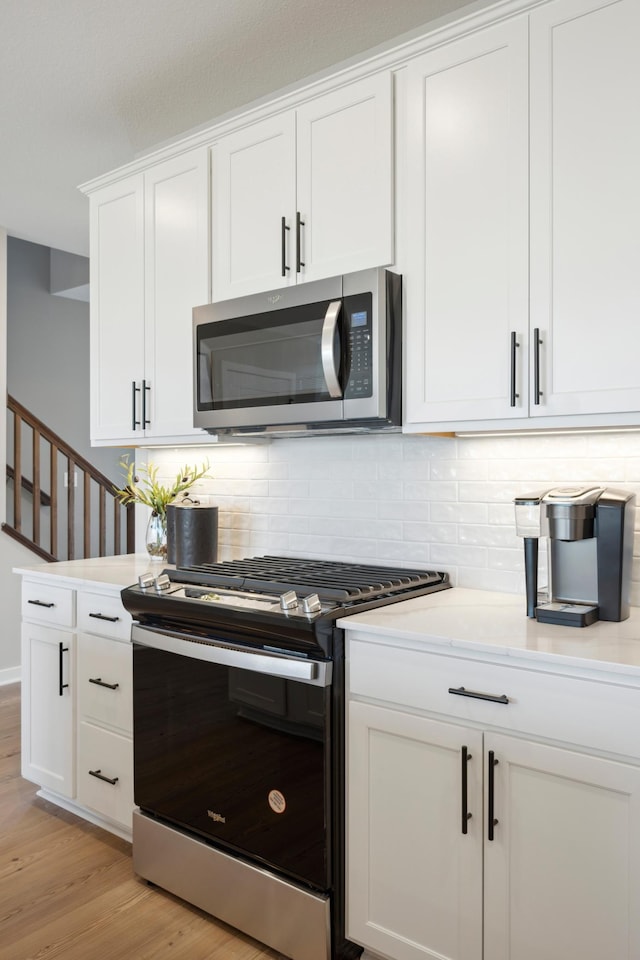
[514,485,635,627]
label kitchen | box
[3,0,640,958]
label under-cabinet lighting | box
[455,426,640,438]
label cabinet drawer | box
[77,721,133,829]
[77,591,132,642]
[77,633,132,734]
[348,637,640,760]
[22,580,75,628]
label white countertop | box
[15,557,640,679]
[13,554,163,592]
[338,587,640,679]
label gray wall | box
[7,236,123,482]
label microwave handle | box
[321,300,343,398]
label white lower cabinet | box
[484,732,640,960]
[20,576,134,838]
[347,642,640,960]
[77,721,133,829]
[76,628,133,832]
[21,621,75,798]
[349,702,483,960]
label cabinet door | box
[348,701,483,960]
[530,0,640,416]
[212,113,296,300]
[144,149,210,440]
[296,73,393,282]
[21,623,75,797]
[90,175,145,443]
[484,732,640,960]
[404,19,529,425]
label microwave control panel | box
[344,293,373,399]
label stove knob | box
[154,574,171,593]
[302,593,322,615]
[138,573,155,590]
[279,590,298,611]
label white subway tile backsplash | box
[380,500,430,521]
[431,502,488,524]
[402,522,455,544]
[430,459,489,482]
[458,524,516,548]
[146,429,640,606]
[404,480,458,502]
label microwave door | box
[196,300,345,428]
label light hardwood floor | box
[0,683,283,960]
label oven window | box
[133,643,331,891]
[197,300,342,411]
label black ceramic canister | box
[169,503,219,569]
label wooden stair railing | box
[4,394,135,562]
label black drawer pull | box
[510,330,520,407]
[448,686,509,705]
[89,677,119,690]
[28,599,55,608]
[488,750,499,841]
[58,642,69,696]
[88,769,119,786]
[461,745,472,835]
[132,381,141,430]
[89,612,120,623]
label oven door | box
[132,624,332,891]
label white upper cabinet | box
[90,175,145,444]
[90,148,209,445]
[212,114,296,300]
[295,77,393,283]
[403,17,529,426]
[212,72,394,301]
[143,151,210,440]
[529,0,640,417]
[404,0,640,431]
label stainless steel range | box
[121,557,450,960]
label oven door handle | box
[132,625,331,686]
[321,300,343,399]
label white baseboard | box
[0,666,20,686]
[36,788,132,843]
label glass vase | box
[145,511,168,562]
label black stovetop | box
[169,555,448,603]
[122,556,451,657]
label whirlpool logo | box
[207,810,226,823]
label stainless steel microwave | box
[193,268,401,437]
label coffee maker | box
[514,485,635,626]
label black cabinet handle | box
[533,327,543,405]
[28,599,55,608]
[88,612,120,623]
[510,331,520,407]
[461,745,472,835]
[89,677,120,691]
[281,216,290,276]
[488,750,499,841]
[88,769,119,786]
[296,211,305,273]
[142,379,151,428]
[132,381,141,430]
[58,642,69,696]
[448,686,509,705]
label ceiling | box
[0,0,496,257]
